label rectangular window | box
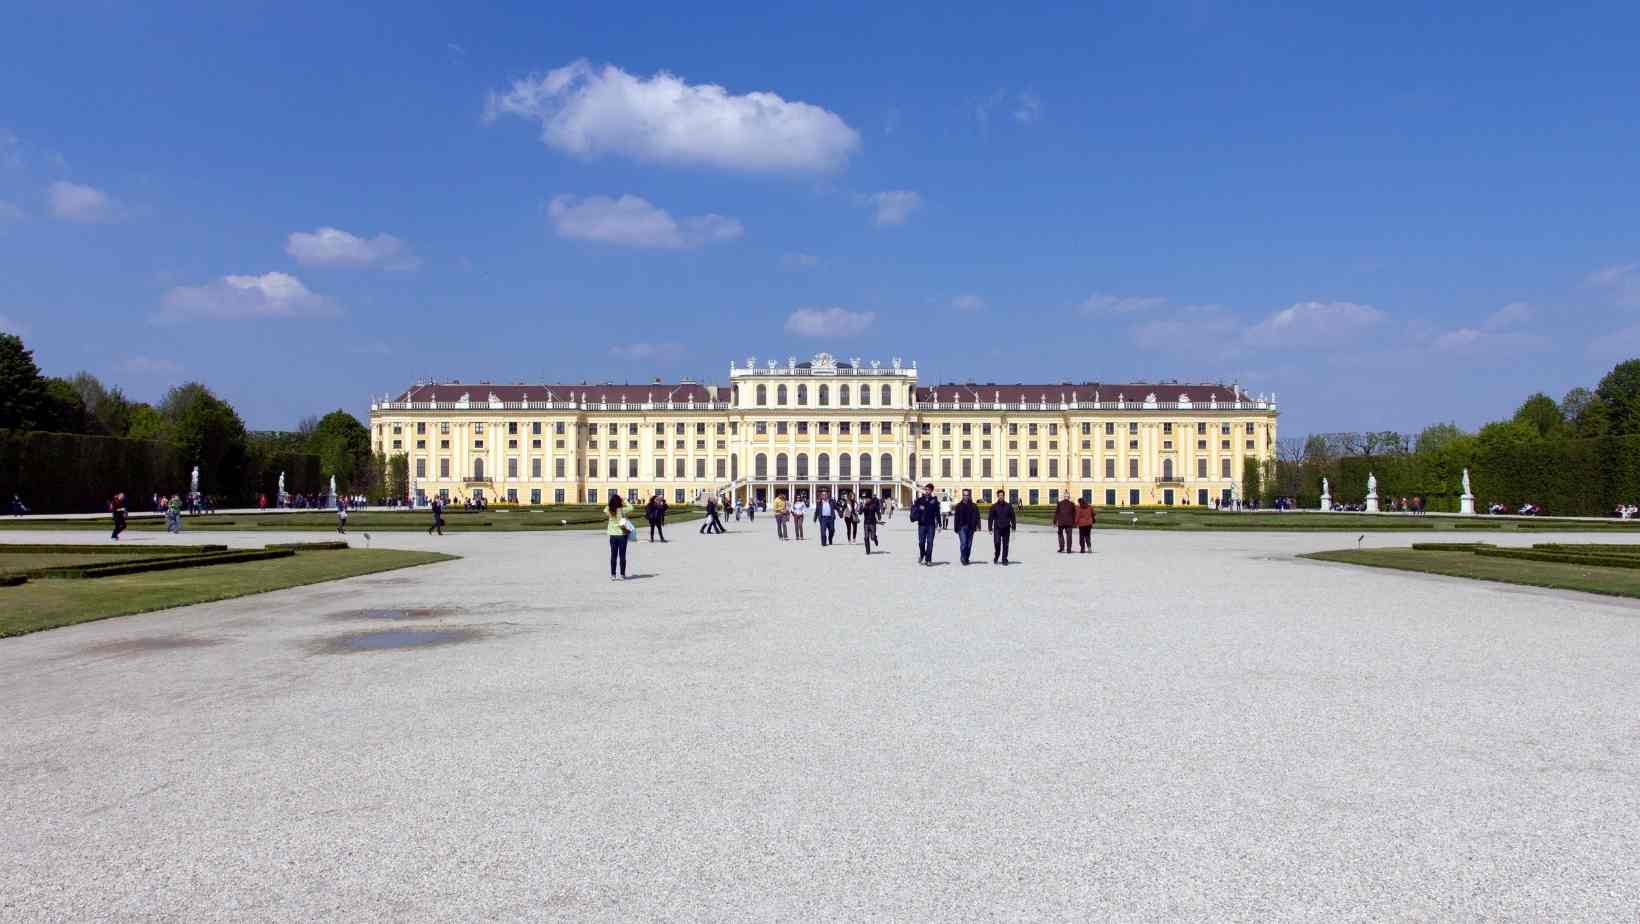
[607,459,619,478]
[530,489,541,503]
[507,458,519,478]
[1128,458,1139,478]
[675,423,685,434]
[416,439,426,449]
[1129,440,1138,450]
[755,421,767,434]
[1129,488,1140,505]
[1049,489,1059,503]
[941,459,952,478]
[1028,489,1040,505]
[777,421,789,435]
[1222,458,1232,478]
[982,423,992,435]
[881,420,892,433]
[1106,489,1116,505]
[1048,459,1058,478]
[921,458,931,477]
[1197,459,1207,478]
[1163,422,1172,434]
[1105,458,1115,479]
[1196,422,1206,435]
[508,422,518,434]
[839,421,851,434]
[695,459,706,478]
[716,459,726,478]
[439,458,450,478]
[555,459,565,478]
[1246,440,1256,450]
[473,440,483,449]
[675,489,686,503]
[475,422,486,434]
[1222,440,1231,450]
[819,421,829,434]
[554,488,565,503]
[654,459,664,478]
[1246,422,1256,434]
[797,422,808,435]
[675,459,686,478]
[860,421,870,434]
[628,459,639,478]
[717,423,726,434]
[1028,459,1039,478]
[415,458,427,478]
[982,488,993,502]
[961,458,972,477]
[531,458,542,478]
[507,488,518,502]
[440,422,449,434]
[982,458,993,477]
[696,422,706,434]
[1081,489,1092,503]
[391,439,402,450]
[1104,422,1114,435]
[1008,459,1019,478]
[1081,459,1091,478]
[416,422,426,434]
[1028,423,1038,436]
[1129,422,1138,434]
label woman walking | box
[1075,496,1095,552]
[606,495,635,580]
[841,491,860,543]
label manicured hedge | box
[1474,548,1640,569]
[0,543,226,555]
[1411,542,1495,551]
[40,548,293,579]
[0,574,26,587]
[265,541,350,551]
[1532,543,1640,553]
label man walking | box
[911,482,940,565]
[773,493,789,539]
[428,495,445,536]
[646,493,668,542]
[861,492,881,555]
[814,489,838,547]
[952,488,979,565]
[700,494,724,534]
[1053,493,1077,553]
[988,490,1016,565]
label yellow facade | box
[368,353,1278,507]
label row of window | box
[751,382,899,407]
[472,487,1236,508]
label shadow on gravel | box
[79,636,223,657]
[310,627,488,654]
[327,607,458,622]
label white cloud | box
[446,42,466,57]
[779,252,819,270]
[1246,300,1385,345]
[976,90,1043,126]
[861,190,921,226]
[950,294,986,312]
[1080,294,1167,316]
[1484,301,1531,330]
[1432,302,1541,353]
[1014,92,1042,124]
[48,181,121,223]
[156,272,334,323]
[120,356,183,374]
[547,194,743,250]
[286,227,419,270]
[784,307,876,337]
[486,60,860,174]
[1131,305,1239,351]
[610,341,685,360]
[1588,262,1640,306]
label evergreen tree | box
[0,334,49,431]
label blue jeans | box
[957,526,974,563]
[608,534,628,576]
[819,515,835,546]
[917,521,936,562]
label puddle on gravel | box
[328,607,455,622]
[312,627,485,654]
[81,636,222,657]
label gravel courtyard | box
[3,518,1638,921]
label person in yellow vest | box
[772,492,790,540]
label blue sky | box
[2,2,1638,436]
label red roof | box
[396,382,731,404]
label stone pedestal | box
[1460,494,1475,516]
[1365,492,1380,513]
[1319,493,1331,512]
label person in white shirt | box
[790,495,809,540]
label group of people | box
[910,485,1022,565]
[768,489,889,551]
[1613,504,1639,519]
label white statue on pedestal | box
[1365,472,1380,513]
[1319,477,1331,512]
[1460,467,1476,515]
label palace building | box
[368,353,1279,508]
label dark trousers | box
[776,514,788,539]
[1057,526,1073,552]
[1078,525,1092,551]
[845,518,858,541]
[993,528,1011,562]
[819,515,835,546]
[701,513,723,534]
[111,514,126,540]
[957,526,974,563]
[608,534,628,576]
[793,516,805,540]
[864,522,877,554]
[650,521,665,542]
[917,521,936,562]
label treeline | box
[0,334,375,512]
[1249,359,1640,516]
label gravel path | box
[3,519,1638,921]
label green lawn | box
[0,507,705,533]
[0,548,457,638]
[1301,547,1640,599]
[1011,507,1640,533]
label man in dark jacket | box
[952,489,980,565]
[646,493,668,542]
[860,494,881,555]
[813,489,838,547]
[910,483,941,565]
[1053,494,1077,553]
[988,490,1016,565]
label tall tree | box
[39,377,89,433]
[1512,392,1565,438]
[158,383,248,495]
[308,410,372,492]
[71,372,134,437]
[0,334,49,431]
[1594,359,1640,435]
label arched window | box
[859,453,872,479]
[755,453,768,479]
[860,385,871,406]
[474,458,485,479]
[880,384,892,406]
[818,384,829,406]
[797,384,808,405]
[880,453,893,479]
[777,384,788,406]
[756,384,767,406]
[1163,458,1174,480]
[732,385,740,405]
[839,384,851,406]
[776,453,789,479]
[796,453,809,479]
[817,453,830,480]
[839,453,852,479]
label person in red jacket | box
[1075,497,1096,552]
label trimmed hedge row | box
[1532,543,1640,553]
[266,541,350,551]
[0,543,227,555]
[1411,542,1495,551]
[0,574,25,587]
[41,548,293,579]
[1474,548,1640,569]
